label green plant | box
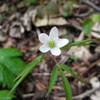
[82,18,93,35]
[9,28,100,100]
[9,38,98,100]
[0,90,15,100]
[92,14,100,23]
[82,14,100,35]
[70,55,78,61]
[61,38,98,49]
[60,68,72,100]
[0,48,25,88]
[37,1,59,18]
[46,1,59,15]
[24,0,36,6]
[63,0,78,17]
[37,5,45,19]
[5,8,10,12]
[9,55,45,94]
[63,12,69,18]
[65,1,73,15]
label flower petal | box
[39,45,50,53]
[39,33,49,44]
[49,27,59,40]
[50,47,61,56]
[56,38,69,48]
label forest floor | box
[0,0,100,100]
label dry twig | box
[79,0,100,12]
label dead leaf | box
[34,16,68,27]
[17,1,25,8]
[36,80,46,91]
[9,22,24,38]
[91,90,100,100]
[90,77,100,100]
[26,82,34,92]
[0,4,7,13]
[90,77,100,88]
[59,27,67,36]
[91,22,100,38]
[3,38,17,48]
[0,26,7,42]
[72,46,92,61]
[95,45,100,53]
[0,32,7,42]
[21,7,37,31]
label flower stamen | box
[48,40,55,48]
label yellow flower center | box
[48,40,55,48]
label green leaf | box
[4,57,25,75]
[69,1,73,15]
[24,0,36,6]
[82,18,93,35]
[15,55,45,80]
[0,48,25,88]
[5,8,10,12]
[60,64,89,87]
[47,1,59,15]
[37,5,45,18]
[61,38,100,49]
[0,64,15,88]
[92,14,100,23]
[60,68,72,100]
[64,1,73,15]
[0,90,15,100]
[63,12,69,18]
[70,55,78,61]
[0,48,22,57]
[9,55,45,95]
[46,66,58,96]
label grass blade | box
[46,66,58,96]
[60,68,72,100]
[60,64,89,87]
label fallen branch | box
[79,0,100,12]
[72,86,100,99]
[74,8,93,17]
[53,86,100,100]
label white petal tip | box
[57,39,69,48]
[50,47,61,56]
[52,26,57,29]
[38,33,49,44]
[65,39,69,45]
[39,45,50,53]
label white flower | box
[39,27,69,56]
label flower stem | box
[51,55,61,70]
